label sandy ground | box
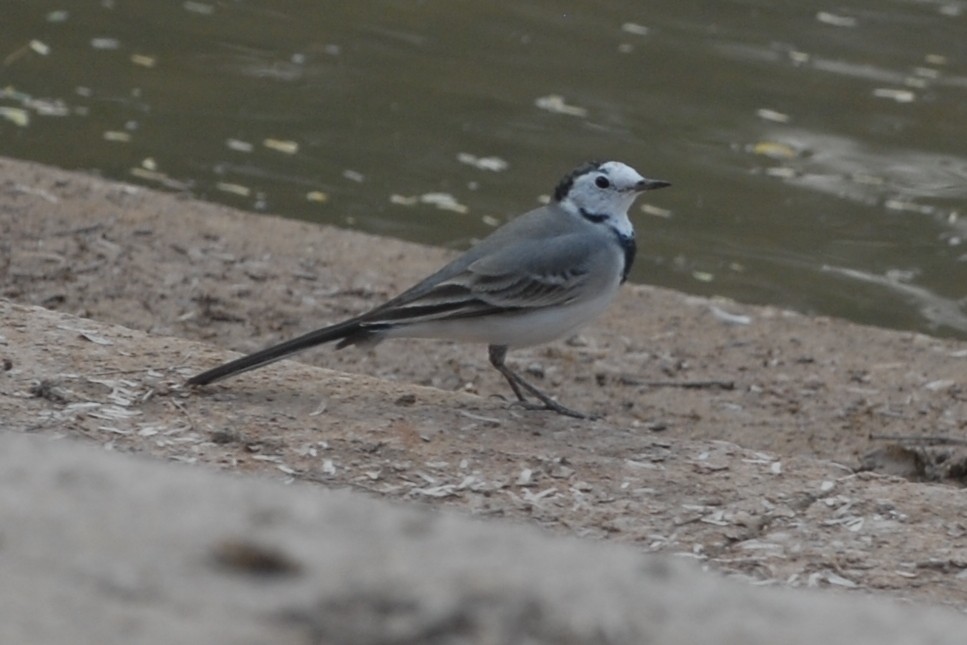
[3,156,967,638]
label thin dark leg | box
[487,345,588,419]
[491,346,529,404]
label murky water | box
[2,1,966,337]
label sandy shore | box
[3,156,967,641]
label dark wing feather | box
[358,234,597,327]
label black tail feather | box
[186,319,367,386]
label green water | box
[2,1,965,337]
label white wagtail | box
[187,161,670,418]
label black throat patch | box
[580,209,636,283]
[615,231,636,283]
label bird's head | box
[555,161,670,232]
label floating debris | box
[183,1,215,15]
[0,92,54,120]
[621,23,650,36]
[912,66,940,80]
[692,271,714,283]
[225,138,254,153]
[306,190,328,203]
[30,40,51,56]
[535,94,588,117]
[765,166,797,179]
[390,192,469,214]
[756,108,791,123]
[420,192,468,214]
[0,107,29,127]
[4,41,46,66]
[456,153,508,172]
[884,199,935,215]
[103,131,132,142]
[751,141,797,159]
[390,194,418,206]
[91,38,121,50]
[46,10,69,23]
[28,97,69,117]
[131,53,157,67]
[342,169,365,183]
[873,88,915,103]
[262,138,299,154]
[640,203,672,218]
[216,182,251,197]
[816,11,857,27]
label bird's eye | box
[594,176,610,189]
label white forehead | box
[595,161,645,186]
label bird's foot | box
[512,396,596,420]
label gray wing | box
[359,233,601,325]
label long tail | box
[186,319,372,386]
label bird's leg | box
[488,345,529,404]
[487,345,589,419]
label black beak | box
[636,178,671,192]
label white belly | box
[387,283,620,348]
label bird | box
[186,160,670,418]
